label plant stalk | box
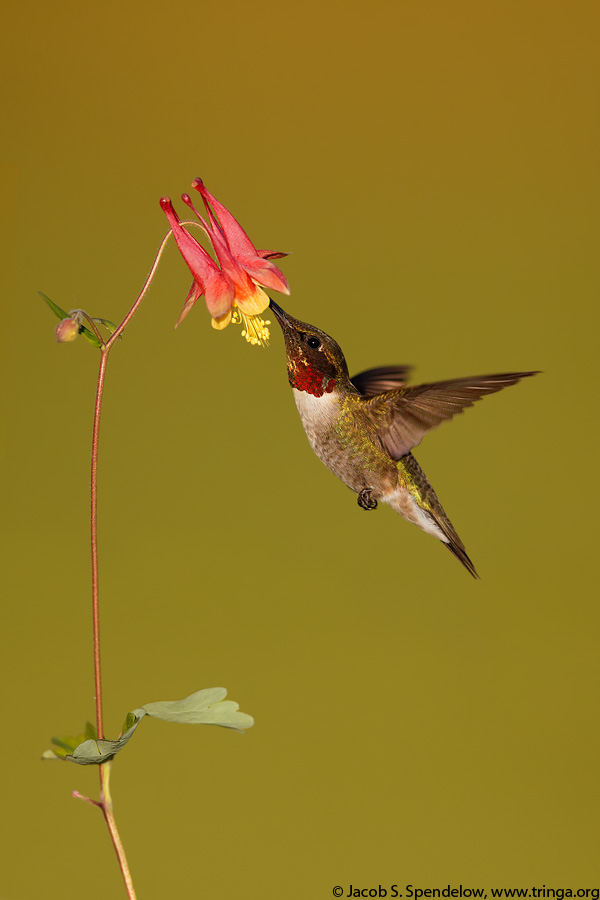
[87,231,172,897]
[101,764,138,900]
[91,346,109,740]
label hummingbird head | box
[269,299,351,398]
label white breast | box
[292,388,339,453]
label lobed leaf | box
[143,687,254,732]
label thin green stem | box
[101,764,138,900]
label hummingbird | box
[269,299,538,578]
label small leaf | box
[122,707,146,733]
[66,711,146,765]
[42,722,97,760]
[78,331,103,348]
[42,749,63,760]
[92,317,119,336]
[143,687,254,732]
[40,291,71,322]
[39,292,102,348]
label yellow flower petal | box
[211,310,233,330]
[236,285,270,317]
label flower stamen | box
[238,310,271,347]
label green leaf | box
[43,688,253,766]
[66,711,146,765]
[39,292,103,348]
[42,722,97,760]
[39,292,71,322]
[143,687,254,732]
[93,317,119,336]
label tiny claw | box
[358,489,378,511]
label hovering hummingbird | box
[269,299,538,578]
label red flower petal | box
[191,178,258,259]
[184,188,223,240]
[205,271,235,318]
[175,281,203,328]
[256,249,290,260]
[160,197,220,289]
[238,255,290,294]
[182,192,247,288]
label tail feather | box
[396,453,479,579]
[442,535,479,579]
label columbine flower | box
[160,178,290,345]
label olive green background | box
[1,1,598,897]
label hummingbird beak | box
[269,299,318,343]
[268,297,289,327]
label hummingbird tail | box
[442,537,479,579]
[392,453,480,579]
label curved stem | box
[70,309,107,346]
[106,230,172,347]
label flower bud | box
[55,318,80,343]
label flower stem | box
[70,309,107,346]
[90,342,137,896]
[107,230,172,346]
[100,763,138,900]
[91,346,108,740]
[86,231,172,897]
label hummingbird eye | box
[305,335,322,350]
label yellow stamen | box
[239,310,271,347]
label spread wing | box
[366,371,539,459]
[350,365,413,396]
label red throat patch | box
[290,361,336,397]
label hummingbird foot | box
[358,488,378,511]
